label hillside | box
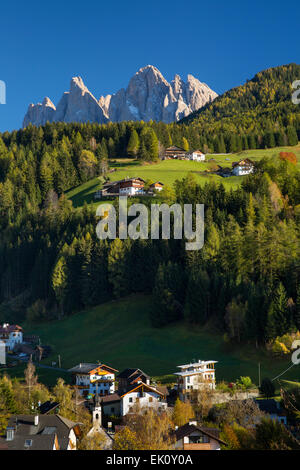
[181,63,300,146]
[20,294,300,387]
[66,144,300,208]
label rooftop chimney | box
[34,415,39,426]
[189,420,197,426]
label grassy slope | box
[42,145,300,389]
[66,145,300,208]
[18,294,300,389]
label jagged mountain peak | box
[42,97,56,109]
[137,64,162,75]
[23,66,218,127]
[70,76,88,92]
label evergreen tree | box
[52,256,68,317]
[108,238,128,298]
[127,129,140,157]
[286,126,298,146]
[266,283,290,339]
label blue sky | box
[0,0,299,132]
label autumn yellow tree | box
[123,407,173,450]
[113,427,140,450]
[172,398,195,427]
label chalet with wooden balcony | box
[95,177,146,199]
[68,363,118,397]
[164,146,186,159]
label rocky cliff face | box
[23,65,217,127]
[23,97,56,127]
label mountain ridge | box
[23,65,218,127]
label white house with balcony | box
[68,363,118,397]
[174,360,217,400]
[0,324,23,351]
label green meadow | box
[66,144,300,208]
[8,294,299,390]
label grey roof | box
[174,423,226,445]
[117,368,150,380]
[7,434,57,451]
[100,393,121,404]
[68,363,100,374]
[6,414,80,450]
[68,363,118,374]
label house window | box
[24,439,33,448]
[111,407,115,413]
[149,397,153,403]
[129,397,133,403]
[189,435,210,444]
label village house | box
[68,363,118,398]
[0,324,23,351]
[149,181,164,192]
[173,420,226,450]
[232,158,254,176]
[1,414,81,450]
[95,178,164,199]
[95,177,146,199]
[101,382,168,417]
[174,360,217,400]
[117,368,151,394]
[186,149,206,161]
[164,146,187,159]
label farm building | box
[232,159,254,176]
[164,146,187,159]
[95,178,164,199]
[186,149,206,161]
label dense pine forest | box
[182,63,300,153]
[0,63,300,352]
